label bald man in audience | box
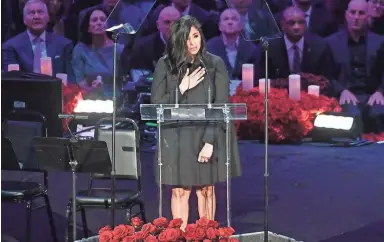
[260,6,335,84]
[138,0,219,40]
[206,8,260,80]
[327,0,384,133]
[128,6,181,82]
[2,0,73,78]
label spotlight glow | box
[74,100,113,113]
[314,114,354,130]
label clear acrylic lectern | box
[140,103,247,226]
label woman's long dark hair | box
[165,15,207,76]
[79,6,111,46]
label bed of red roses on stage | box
[98,217,239,242]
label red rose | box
[217,227,234,238]
[196,217,209,228]
[203,240,212,242]
[122,235,136,242]
[131,217,143,227]
[99,225,112,234]
[208,220,219,229]
[113,225,132,239]
[185,224,197,233]
[157,231,167,242]
[135,231,145,240]
[99,231,114,242]
[206,227,217,240]
[144,235,158,242]
[153,217,168,228]
[184,224,197,241]
[168,218,183,228]
[141,223,156,235]
[164,228,180,241]
[195,227,206,240]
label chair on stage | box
[1,136,58,242]
[3,109,47,168]
[65,117,146,239]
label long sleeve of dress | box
[202,57,230,145]
[71,44,85,84]
[151,58,184,104]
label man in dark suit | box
[127,6,181,82]
[2,0,73,79]
[327,0,384,132]
[275,0,339,37]
[138,0,220,40]
[260,6,335,82]
[228,0,280,40]
[207,8,260,80]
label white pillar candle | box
[308,85,320,97]
[41,57,52,76]
[242,64,254,91]
[56,73,68,86]
[8,64,20,71]
[258,78,270,94]
[289,74,301,100]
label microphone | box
[105,23,136,34]
[198,56,212,108]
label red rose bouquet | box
[230,81,341,142]
[99,217,239,242]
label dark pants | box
[341,94,384,133]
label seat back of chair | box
[96,126,140,180]
[4,110,46,167]
[1,137,21,170]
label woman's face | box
[88,10,107,35]
[187,26,201,56]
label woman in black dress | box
[151,15,241,229]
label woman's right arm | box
[71,44,90,90]
[151,58,184,104]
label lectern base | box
[232,231,302,242]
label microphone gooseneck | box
[198,56,212,108]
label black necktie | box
[292,45,301,74]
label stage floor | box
[2,141,384,242]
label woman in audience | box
[72,6,124,98]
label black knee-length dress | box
[150,52,242,186]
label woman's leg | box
[171,187,192,230]
[196,185,216,220]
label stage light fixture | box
[311,112,363,143]
[74,100,113,113]
[314,114,354,130]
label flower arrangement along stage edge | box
[230,73,342,142]
[99,216,239,242]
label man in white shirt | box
[2,0,73,78]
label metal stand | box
[223,104,231,227]
[110,33,119,228]
[156,106,164,217]
[67,136,79,241]
[260,37,270,242]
